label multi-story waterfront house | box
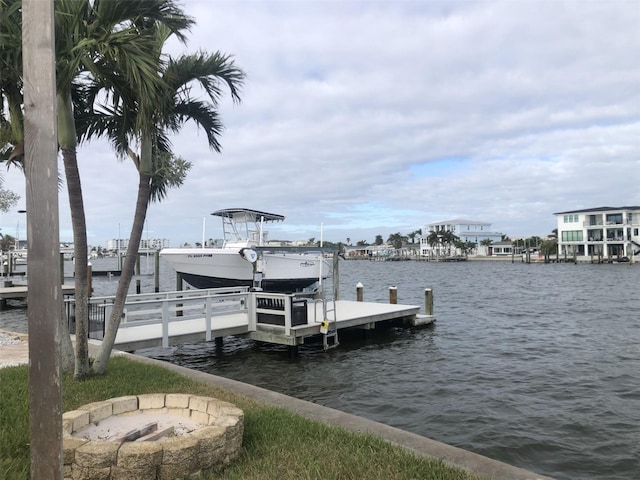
[554,206,640,259]
[419,219,503,257]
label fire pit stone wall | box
[62,393,244,480]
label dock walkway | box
[77,288,434,352]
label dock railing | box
[66,287,310,346]
[252,292,309,337]
[66,287,251,346]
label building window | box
[563,214,579,223]
[606,213,622,224]
[561,230,583,242]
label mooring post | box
[176,272,183,316]
[424,288,433,315]
[332,251,340,301]
[135,256,140,294]
[87,262,92,297]
[59,252,64,286]
[389,285,397,304]
[154,251,160,293]
[356,282,363,302]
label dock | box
[1,283,76,302]
[74,287,435,353]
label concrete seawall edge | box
[114,349,554,480]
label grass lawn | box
[0,357,482,480]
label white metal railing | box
[252,292,309,337]
[67,287,250,347]
[67,287,308,347]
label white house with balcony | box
[419,219,504,257]
[554,206,640,259]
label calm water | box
[2,258,639,479]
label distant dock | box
[1,283,76,305]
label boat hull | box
[160,248,329,293]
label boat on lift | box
[160,208,332,292]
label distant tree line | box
[315,227,558,255]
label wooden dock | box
[77,288,435,352]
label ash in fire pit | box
[73,411,202,442]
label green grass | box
[0,357,481,480]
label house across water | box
[555,206,640,260]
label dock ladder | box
[314,296,339,350]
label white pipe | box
[202,217,206,248]
[259,216,264,246]
[318,222,324,288]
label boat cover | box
[211,208,285,222]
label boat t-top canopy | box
[211,208,285,223]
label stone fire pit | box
[62,393,243,480]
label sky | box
[1,0,639,247]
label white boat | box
[160,208,332,292]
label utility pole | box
[22,0,63,477]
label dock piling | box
[389,286,397,304]
[176,273,183,316]
[424,288,433,316]
[356,282,363,302]
[154,251,160,293]
[87,263,93,296]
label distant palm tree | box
[387,232,405,249]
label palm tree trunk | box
[92,172,151,375]
[61,147,90,379]
[59,303,75,373]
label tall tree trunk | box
[92,172,151,375]
[58,92,89,378]
[61,147,90,379]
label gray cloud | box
[2,0,638,245]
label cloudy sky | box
[2,0,639,246]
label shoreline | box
[1,334,552,479]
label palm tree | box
[478,238,493,256]
[0,178,19,212]
[50,0,194,378]
[0,0,24,165]
[86,44,244,374]
[1,0,75,371]
[407,229,422,244]
[387,232,406,250]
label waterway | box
[1,257,638,480]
